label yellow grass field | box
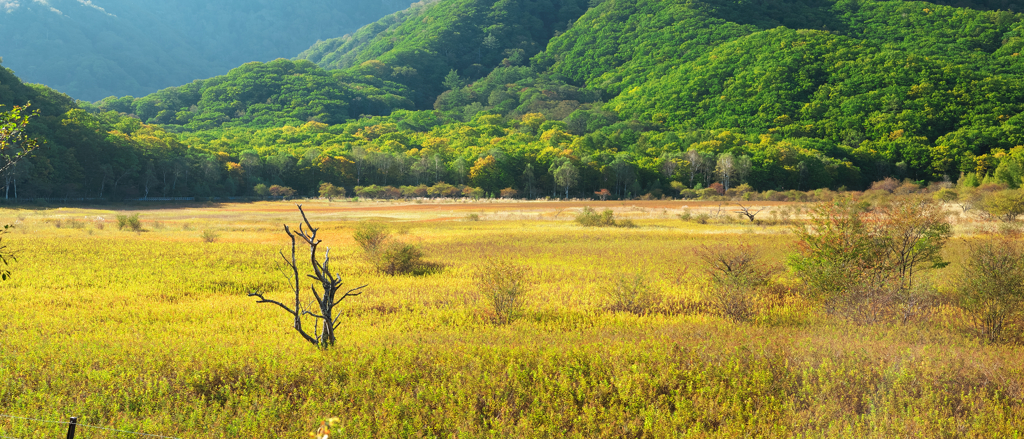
[0,200,1022,438]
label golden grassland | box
[0,200,1022,438]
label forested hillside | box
[0,0,412,101]
[5,0,1024,201]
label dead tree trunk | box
[249,204,366,349]
[735,204,766,222]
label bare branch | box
[735,204,766,222]
[302,310,326,319]
[310,285,324,304]
[334,284,368,306]
[251,205,368,349]
[247,292,297,315]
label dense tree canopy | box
[4,0,1024,201]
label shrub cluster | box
[116,213,142,231]
[355,183,486,200]
[697,244,781,322]
[353,222,438,276]
[955,236,1024,343]
[575,207,635,228]
[605,272,658,315]
[476,258,530,324]
[789,196,950,324]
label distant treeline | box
[5,0,1024,200]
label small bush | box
[319,182,346,200]
[201,230,220,243]
[576,207,615,226]
[477,258,530,324]
[353,222,391,254]
[697,244,777,322]
[376,242,427,276]
[979,189,1024,222]
[465,213,480,221]
[269,185,296,198]
[606,272,657,315]
[53,218,86,229]
[576,206,633,227]
[955,237,1024,343]
[116,213,142,231]
[500,187,519,199]
[354,221,436,275]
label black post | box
[65,417,77,439]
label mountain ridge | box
[0,0,414,100]
[5,0,1024,201]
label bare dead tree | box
[249,205,366,349]
[735,204,766,222]
[710,203,725,219]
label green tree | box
[318,182,346,200]
[554,161,579,199]
[0,103,39,282]
[442,69,466,91]
[0,102,40,175]
[790,196,950,323]
[979,190,1024,222]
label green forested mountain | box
[6,0,1024,201]
[0,0,413,101]
[297,0,590,108]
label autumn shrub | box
[499,187,519,198]
[576,206,634,227]
[268,185,296,197]
[318,182,346,200]
[201,230,220,243]
[477,258,530,324]
[697,244,777,322]
[116,213,142,231]
[354,221,435,275]
[955,236,1024,343]
[790,196,949,324]
[605,272,658,315]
